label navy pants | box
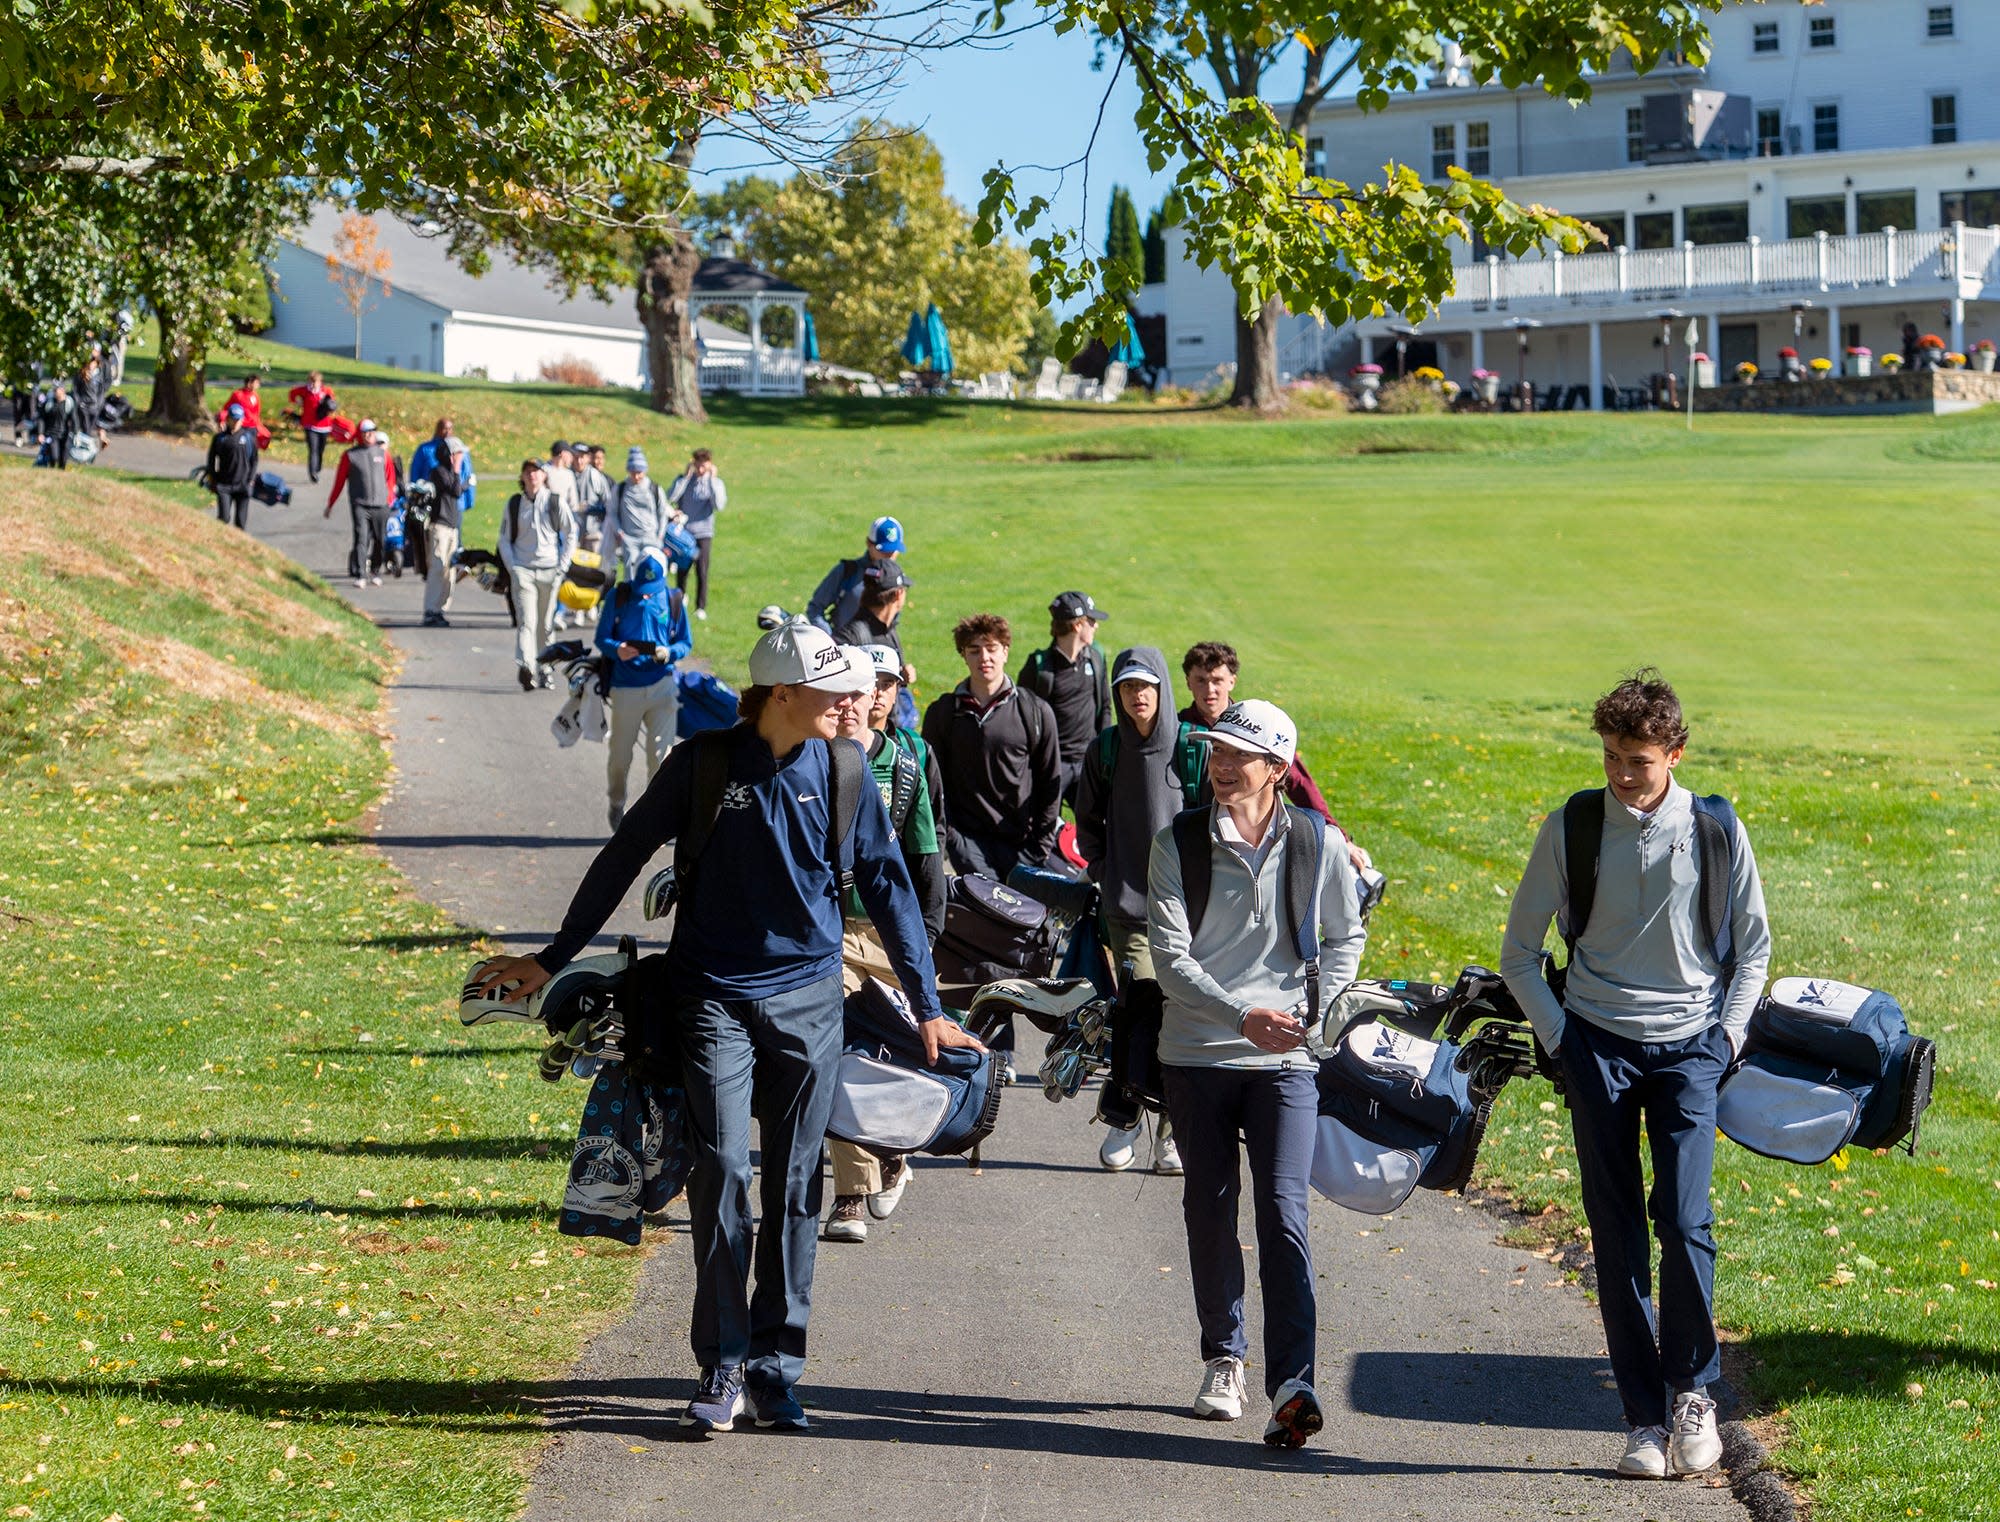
[678,972,844,1393]
[1561,1018,1730,1428]
[1163,1063,1318,1399]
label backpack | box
[1716,977,1937,1164]
[251,471,291,507]
[1089,722,1207,809]
[1311,1016,1482,1214]
[826,977,1002,1157]
[674,670,739,738]
[673,727,865,908]
[1558,786,1739,983]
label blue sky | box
[694,17,1180,263]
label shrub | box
[1375,376,1447,414]
[538,354,607,387]
[1285,376,1351,413]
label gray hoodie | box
[1073,646,1182,923]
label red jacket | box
[287,382,336,431]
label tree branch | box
[17,153,186,177]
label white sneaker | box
[868,1156,913,1220]
[353,578,367,589]
[369,575,383,586]
[1263,1378,1323,1449]
[1152,1124,1183,1176]
[1192,1356,1244,1420]
[1617,1423,1670,1478]
[1669,1391,1722,1474]
[695,608,708,621]
[1099,1122,1142,1172]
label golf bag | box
[1309,966,1537,1215]
[932,873,1060,991]
[660,519,699,573]
[559,549,606,612]
[1716,977,1936,1165]
[251,471,292,507]
[675,669,739,738]
[826,977,1001,1158]
[383,501,407,554]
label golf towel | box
[559,1066,691,1244]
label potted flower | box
[1880,352,1903,372]
[1944,351,1968,369]
[1692,352,1715,387]
[1412,364,1445,394]
[1976,339,1998,373]
[1917,332,1947,371]
[1471,366,1501,404]
[1735,360,1759,383]
[1809,356,1834,375]
[1777,345,1804,382]
[1846,345,1873,377]
[1440,378,1461,403]
[1349,361,1384,405]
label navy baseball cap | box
[1050,590,1108,622]
[862,561,912,592]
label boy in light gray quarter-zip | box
[1500,670,1770,1481]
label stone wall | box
[1692,367,2000,415]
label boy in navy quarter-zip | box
[1501,669,1770,1481]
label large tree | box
[741,124,1037,380]
[981,1,1720,409]
[1105,187,1145,290]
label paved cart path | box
[95,432,1747,1522]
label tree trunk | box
[639,233,707,423]
[145,304,208,429]
[1228,294,1284,410]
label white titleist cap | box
[1190,699,1297,768]
[749,620,870,692]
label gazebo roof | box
[691,257,806,297]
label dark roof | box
[287,206,641,333]
[692,257,806,296]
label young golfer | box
[1148,700,1366,1448]
[1500,670,1770,1479]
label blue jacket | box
[536,728,943,1015]
[593,554,691,687]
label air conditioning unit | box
[1641,90,1753,161]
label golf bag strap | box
[674,727,736,888]
[1171,807,1213,942]
[1559,788,1604,967]
[885,738,922,836]
[1561,786,1736,974]
[828,736,864,896]
[1283,805,1325,1023]
[1689,792,1737,976]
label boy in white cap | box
[468,622,980,1436]
[1147,699,1366,1448]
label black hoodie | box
[1073,645,1181,922]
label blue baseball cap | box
[226,403,245,420]
[869,515,905,555]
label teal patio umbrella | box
[800,311,820,362]
[1109,311,1145,368]
[899,311,930,368]
[924,303,954,376]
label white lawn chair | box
[1033,357,1061,401]
[1098,361,1128,403]
[1057,373,1085,401]
[856,378,883,398]
[982,371,1016,400]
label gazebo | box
[688,255,809,397]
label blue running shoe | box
[750,1383,809,1432]
[680,1365,745,1434]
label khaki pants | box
[1104,915,1154,987]
[606,675,678,809]
[424,521,459,616]
[511,567,563,673]
[829,923,902,1197]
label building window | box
[1931,94,1958,145]
[1431,123,1456,178]
[1465,120,1491,176]
[1927,6,1955,39]
[1752,20,1780,53]
[1634,210,1677,249]
[1684,201,1751,245]
[1787,195,1848,239]
[1813,102,1840,152]
[1809,15,1836,48]
[1856,189,1916,233]
[1941,188,2000,228]
[1626,106,1645,163]
[1305,135,1326,177]
[1756,107,1785,156]
[1581,212,1627,249]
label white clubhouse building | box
[1139,0,2000,401]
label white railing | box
[696,350,806,396]
[1438,223,1998,314]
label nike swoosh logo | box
[798,793,820,803]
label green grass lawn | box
[61,345,2000,1517]
[0,465,644,1521]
